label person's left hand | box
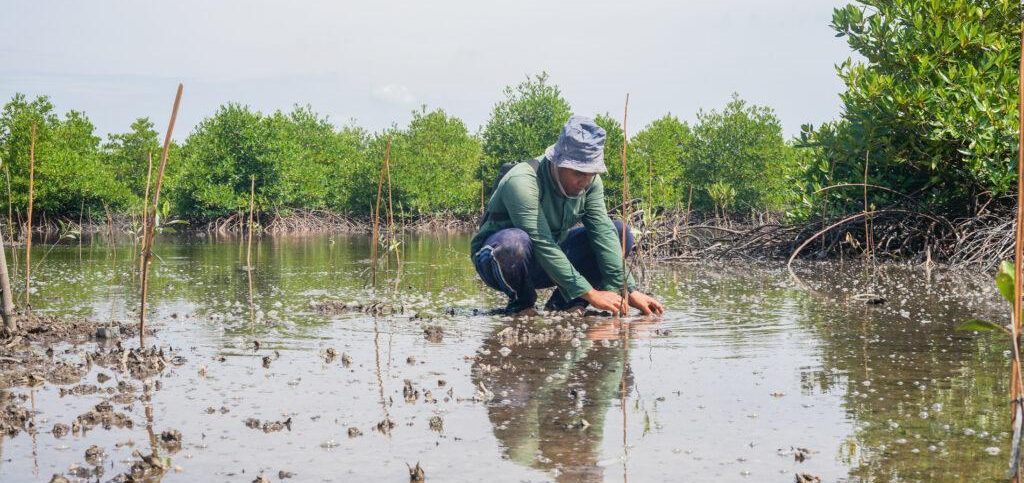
[625,291,665,316]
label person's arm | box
[580,176,637,292]
[504,173,592,301]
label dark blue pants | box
[472,220,634,312]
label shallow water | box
[0,234,1012,482]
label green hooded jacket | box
[471,157,636,300]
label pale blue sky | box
[2,0,853,140]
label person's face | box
[556,166,596,197]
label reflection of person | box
[472,319,634,482]
[471,116,664,316]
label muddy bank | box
[0,313,184,482]
[10,207,1006,269]
[8,210,479,242]
[628,207,1015,269]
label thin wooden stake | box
[139,84,183,348]
[246,175,255,270]
[25,123,35,313]
[370,139,391,288]
[863,150,873,260]
[1010,28,1024,482]
[619,94,631,316]
[139,152,153,274]
[104,203,114,238]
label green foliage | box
[0,94,134,217]
[352,107,482,216]
[593,114,629,211]
[996,260,1016,304]
[392,108,482,215]
[172,103,364,219]
[956,319,1006,332]
[685,94,804,214]
[629,115,694,211]
[269,107,365,212]
[0,78,809,224]
[104,117,161,198]
[802,0,1022,216]
[957,260,1015,334]
[480,72,571,192]
[173,103,273,218]
[707,181,737,216]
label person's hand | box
[582,289,625,314]
[627,291,665,316]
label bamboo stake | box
[370,139,391,287]
[619,94,631,316]
[104,203,114,238]
[246,175,255,270]
[139,152,153,274]
[25,123,35,313]
[1010,29,1024,482]
[384,147,400,267]
[139,84,183,348]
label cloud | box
[371,83,416,105]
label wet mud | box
[0,235,1012,482]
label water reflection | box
[790,264,1009,481]
[473,317,662,481]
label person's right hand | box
[582,289,625,315]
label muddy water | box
[0,234,1012,482]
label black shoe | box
[500,299,537,316]
[544,291,588,312]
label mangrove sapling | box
[103,203,114,238]
[370,139,391,288]
[707,181,736,226]
[244,177,258,330]
[959,35,1024,480]
[384,145,401,268]
[246,175,256,271]
[139,83,183,348]
[1014,38,1024,482]
[618,94,631,316]
[957,261,1024,477]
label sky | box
[1,0,854,141]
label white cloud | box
[372,84,416,106]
